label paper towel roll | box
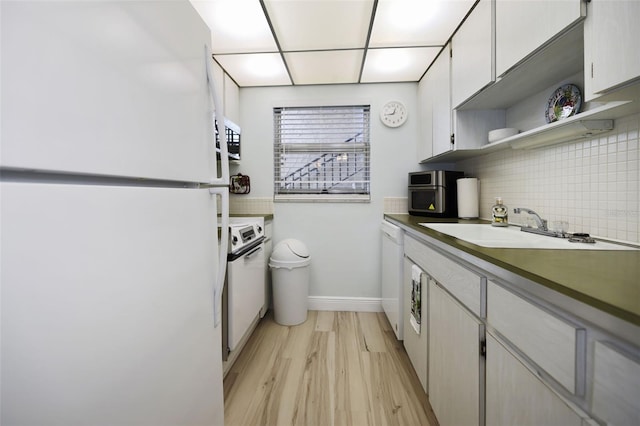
[457,178,479,219]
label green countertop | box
[230,213,274,221]
[385,214,640,327]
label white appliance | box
[381,221,404,340]
[223,218,266,359]
[1,2,229,425]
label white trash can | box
[269,239,310,326]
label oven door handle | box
[244,245,263,260]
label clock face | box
[380,101,407,127]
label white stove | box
[222,217,266,362]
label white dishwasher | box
[381,220,404,340]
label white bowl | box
[488,127,519,143]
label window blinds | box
[273,105,371,201]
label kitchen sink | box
[419,223,638,251]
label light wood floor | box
[224,310,438,426]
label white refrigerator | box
[1,1,229,425]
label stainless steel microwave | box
[408,170,464,217]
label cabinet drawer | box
[405,234,483,317]
[592,341,640,426]
[487,281,584,394]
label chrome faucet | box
[513,207,549,233]
[513,207,548,231]
[513,208,569,238]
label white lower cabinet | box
[591,341,640,426]
[396,227,639,426]
[487,281,583,394]
[402,257,428,392]
[428,280,482,426]
[486,332,584,426]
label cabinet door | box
[403,258,428,392]
[584,0,640,100]
[224,74,241,125]
[428,280,482,426]
[486,333,583,426]
[591,341,640,426]
[451,0,494,108]
[431,45,453,157]
[417,73,434,162]
[495,0,584,77]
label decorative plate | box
[545,84,582,123]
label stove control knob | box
[257,226,263,233]
[232,236,238,245]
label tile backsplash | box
[229,196,274,215]
[383,197,409,214]
[227,115,639,244]
[459,112,640,244]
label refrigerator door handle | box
[209,186,228,327]
[204,44,229,186]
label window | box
[273,105,371,202]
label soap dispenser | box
[491,197,509,227]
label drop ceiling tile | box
[284,50,364,85]
[214,53,291,87]
[369,0,476,47]
[191,0,277,53]
[264,0,373,51]
[361,47,442,83]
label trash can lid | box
[270,238,310,262]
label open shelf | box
[421,100,637,164]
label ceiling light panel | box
[214,53,291,86]
[190,0,277,53]
[369,0,476,47]
[264,0,374,51]
[360,47,442,82]
[284,50,364,85]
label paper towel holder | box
[456,177,480,219]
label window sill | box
[274,194,370,203]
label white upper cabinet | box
[417,74,434,161]
[451,0,494,109]
[224,74,241,125]
[584,0,640,101]
[495,0,585,77]
[431,45,453,157]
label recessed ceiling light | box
[190,0,276,53]
[368,49,411,73]
[384,0,441,31]
[361,47,441,82]
[214,53,290,86]
[244,54,284,77]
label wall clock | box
[380,100,408,128]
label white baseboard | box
[307,296,383,312]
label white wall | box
[235,83,418,299]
